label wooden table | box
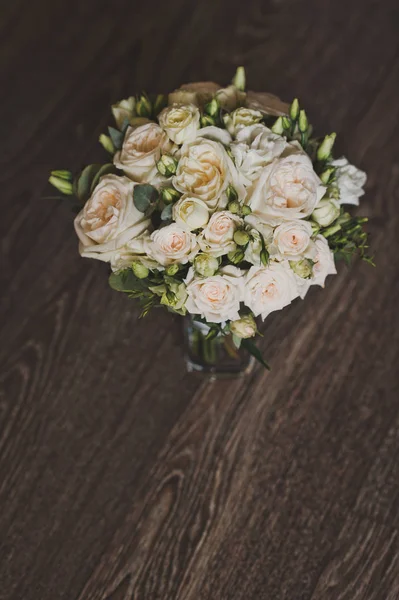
[1,1,399,598]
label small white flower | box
[271,220,314,261]
[230,124,287,184]
[145,223,199,267]
[247,142,326,221]
[158,103,200,144]
[74,175,150,263]
[111,96,135,129]
[223,107,263,136]
[198,210,243,257]
[230,314,257,339]
[185,265,244,323]
[114,123,172,183]
[332,157,367,206]
[295,235,337,298]
[173,195,209,231]
[244,261,299,320]
[311,199,340,227]
[244,229,262,265]
[312,235,337,287]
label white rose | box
[74,175,150,263]
[158,103,200,144]
[198,210,243,257]
[244,261,299,320]
[271,220,314,261]
[114,123,172,183]
[215,85,246,111]
[111,96,135,129]
[145,223,198,267]
[230,124,287,184]
[332,157,367,206]
[247,143,326,220]
[173,195,209,231]
[311,199,340,227]
[223,108,263,136]
[173,138,241,212]
[185,265,244,323]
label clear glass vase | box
[184,316,254,377]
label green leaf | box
[241,339,270,370]
[90,163,117,192]
[76,164,102,202]
[133,183,159,213]
[108,126,124,150]
[109,269,149,294]
[161,203,173,221]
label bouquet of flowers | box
[49,68,372,369]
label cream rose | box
[223,108,263,136]
[331,157,367,206]
[231,124,287,184]
[168,81,220,107]
[111,96,135,129]
[74,175,150,263]
[185,265,244,323]
[245,91,289,117]
[114,123,172,183]
[158,103,200,144]
[244,261,299,320]
[271,220,314,261]
[145,223,198,267]
[247,143,326,220]
[173,138,241,211]
[199,210,243,257]
[173,195,209,231]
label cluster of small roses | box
[49,68,368,360]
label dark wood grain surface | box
[1,0,399,598]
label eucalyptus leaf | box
[90,163,117,192]
[120,118,130,134]
[133,184,159,213]
[108,126,124,150]
[241,339,270,370]
[161,203,173,221]
[76,164,102,202]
